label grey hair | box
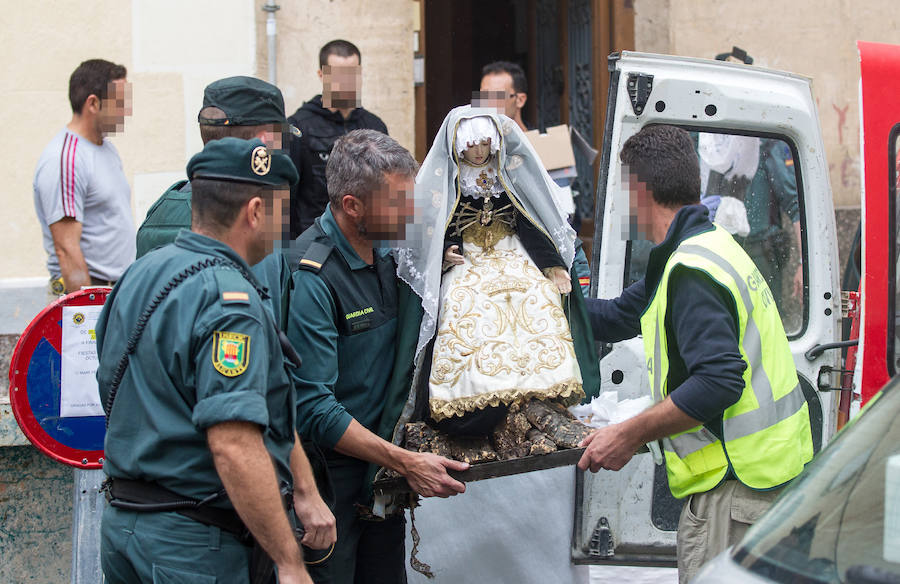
[326,129,418,207]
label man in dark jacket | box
[579,125,812,583]
[288,39,388,238]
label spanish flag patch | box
[578,276,590,288]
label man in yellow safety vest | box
[578,124,813,583]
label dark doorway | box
[424,0,532,150]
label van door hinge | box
[626,74,654,116]
[589,516,615,558]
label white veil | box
[394,105,578,363]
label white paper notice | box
[60,305,104,417]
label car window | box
[624,130,805,336]
[731,379,900,583]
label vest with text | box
[640,225,813,499]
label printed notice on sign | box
[60,305,104,417]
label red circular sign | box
[8,288,110,468]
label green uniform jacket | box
[96,230,296,505]
[745,139,799,243]
[287,208,397,451]
[135,180,192,259]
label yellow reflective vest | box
[640,226,813,499]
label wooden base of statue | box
[403,399,592,466]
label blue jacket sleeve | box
[287,270,354,448]
[584,279,646,342]
[666,267,747,423]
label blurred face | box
[249,187,291,265]
[98,78,132,135]
[256,123,284,150]
[358,172,415,243]
[321,54,362,110]
[462,139,491,165]
[625,169,654,241]
[477,72,521,118]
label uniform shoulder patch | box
[221,291,250,302]
[212,331,250,377]
[296,241,334,273]
[214,269,253,304]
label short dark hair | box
[196,106,272,144]
[620,125,701,208]
[326,130,417,208]
[481,61,527,94]
[69,59,127,114]
[191,178,268,232]
[319,40,361,68]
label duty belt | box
[103,477,255,544]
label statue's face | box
[462,139,491,165]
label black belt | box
[103,477,252,544]
[90,276,116,287]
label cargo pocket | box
[152,564,217,584]
[731,484,780,526]
[677,493,709,582]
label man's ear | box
[515,92,527,110]
[246,196,264,229]
[317,68,324,83]
[341,194,364,220]
[84,94,101,115]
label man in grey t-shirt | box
[33,58,135,295]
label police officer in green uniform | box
[135,75,297,326]
[97,138,334,584]
[136,76,294,258]
[287,130,469,582]
[744,138,801,308]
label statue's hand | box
[543,266,572,294]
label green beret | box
[187,138,298,186]
[198,76,287,126]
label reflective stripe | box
[653,242,807,459]
[662,383,805,458]
[726,382,806,440]
[677,245,776,418]
[664,426,718,458]
[644,228,812,496]
[653,318,662,402]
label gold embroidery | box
[430,242,582,419]
[461,220,515,250]
[429,380,585,421]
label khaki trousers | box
[677,480,782,584]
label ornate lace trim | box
[459,162,504,198]
[428,379,585,422]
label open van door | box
[856,41,900,405]
[573,52,843,565]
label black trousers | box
[308,460,407,584]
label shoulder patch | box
[296,241,334,273]
[212,331,250,377]
[214,269,254,304]
[221,291,250,303]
